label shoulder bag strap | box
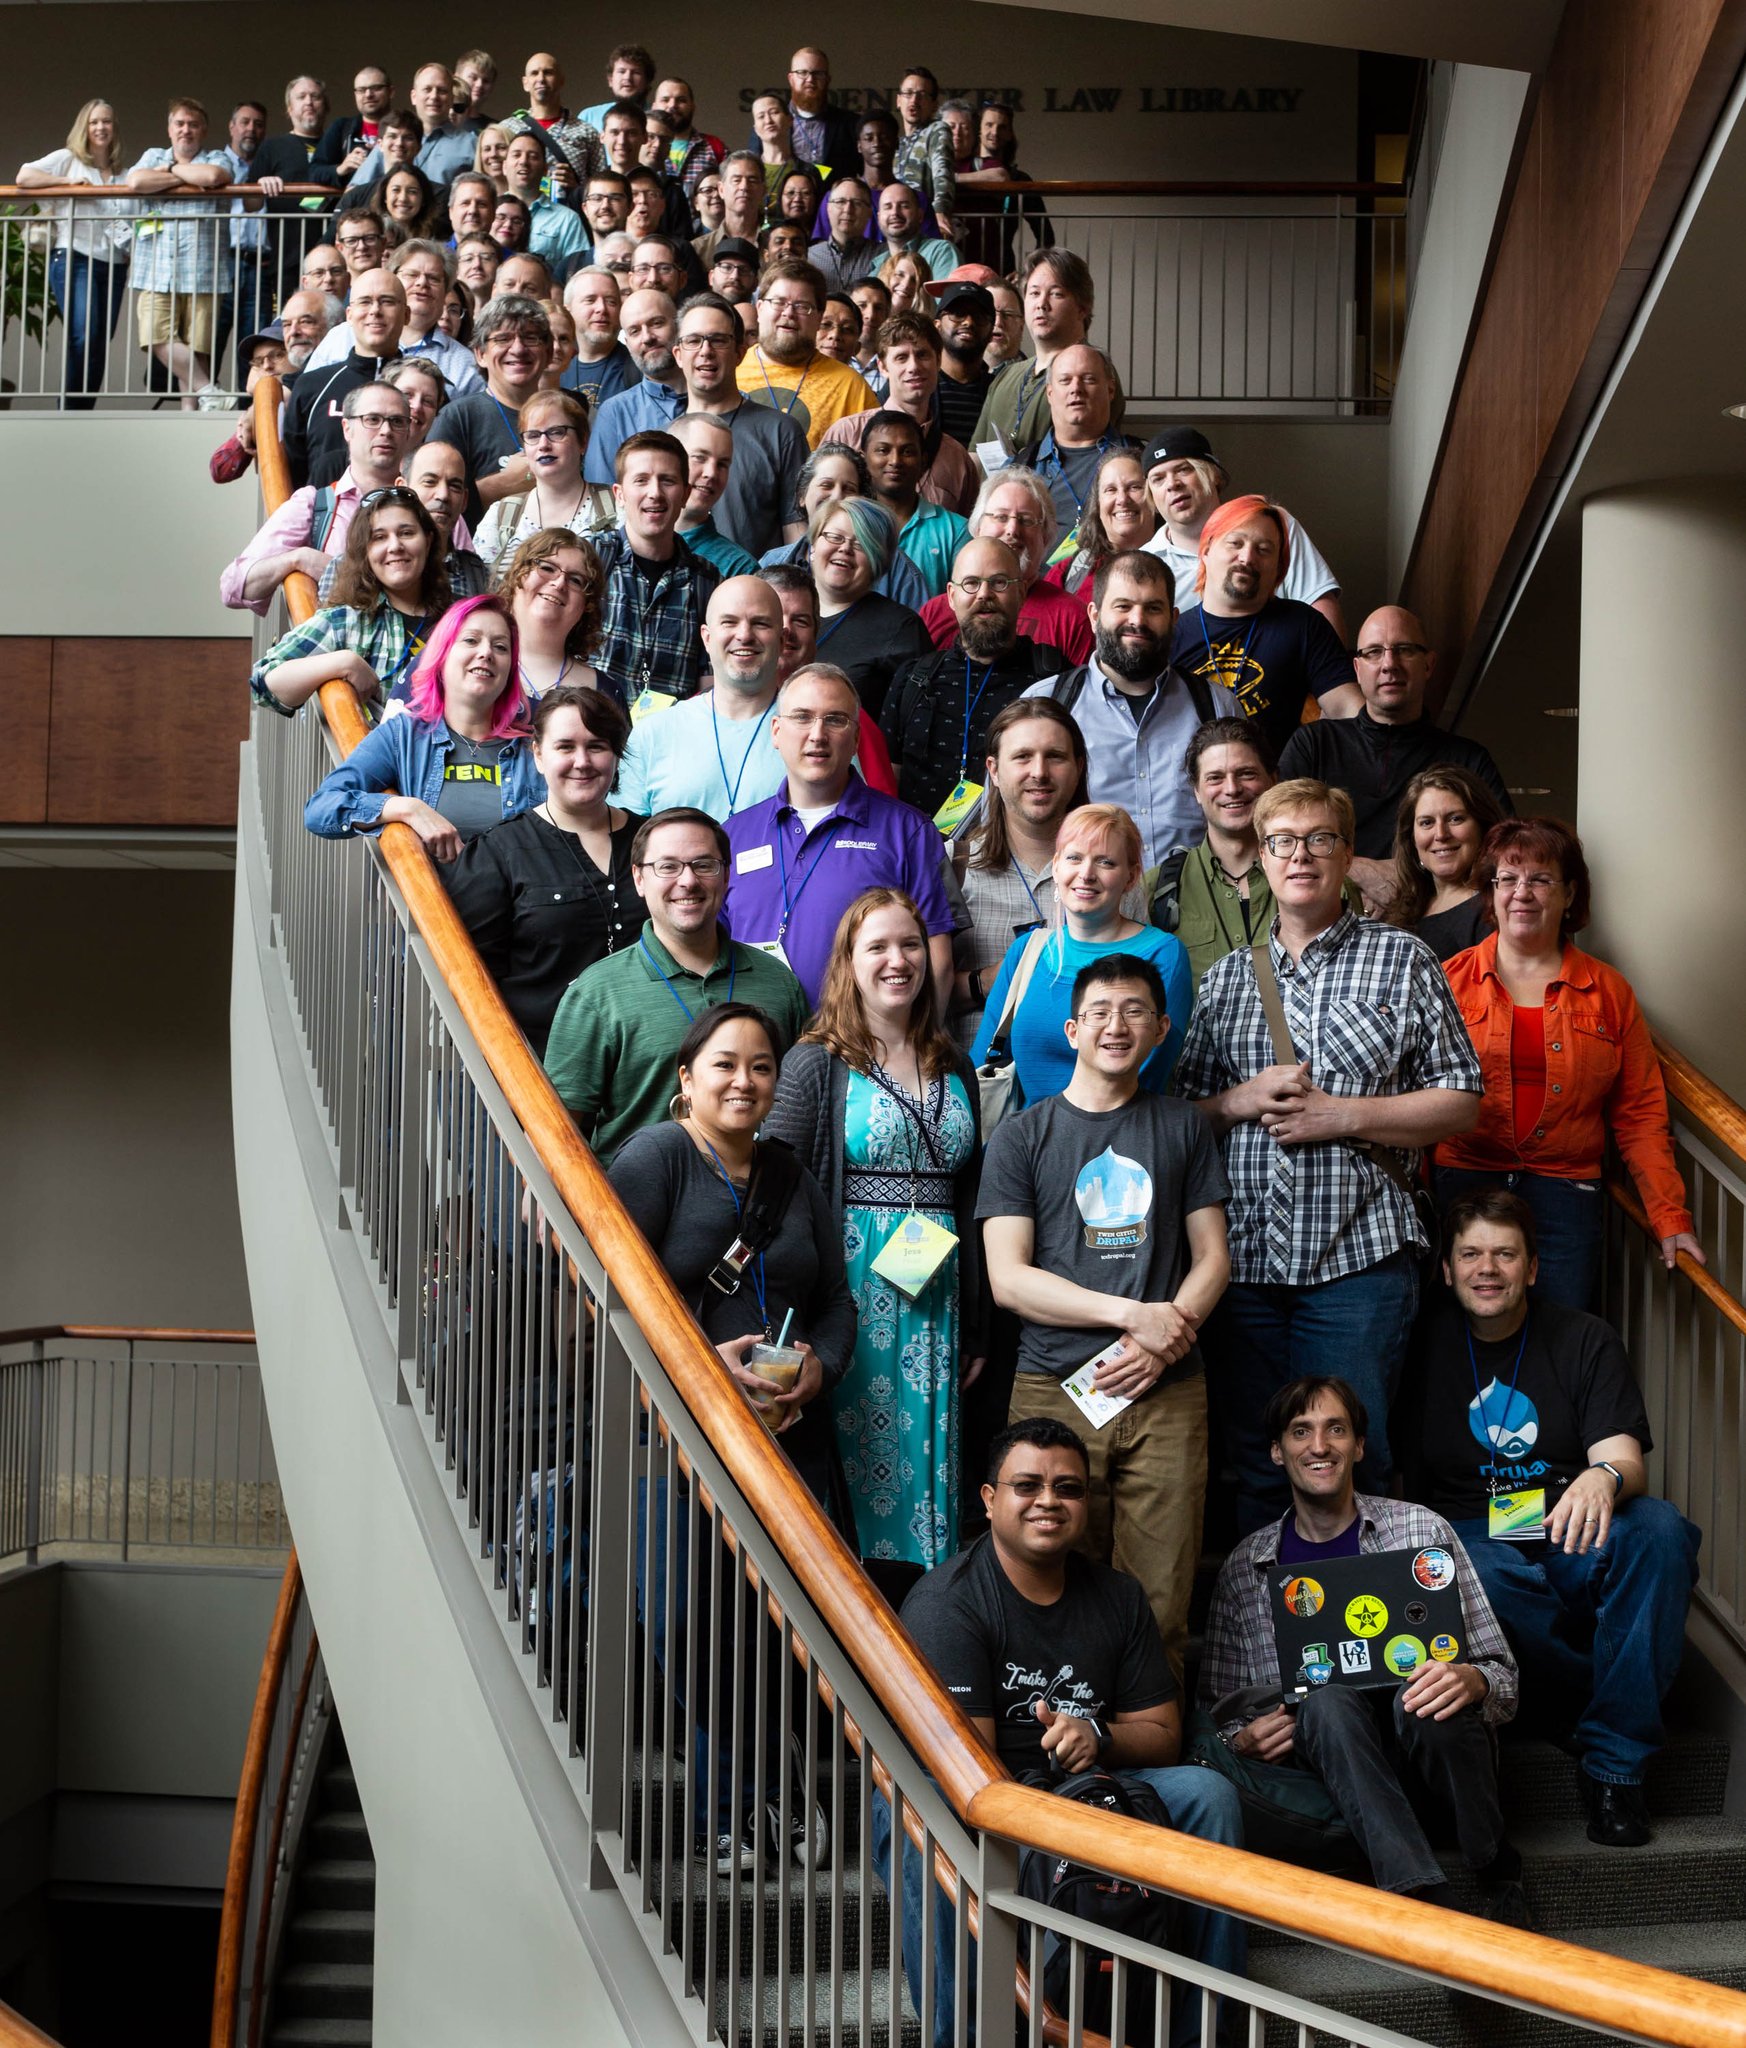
[1248,938,1296,1065]
[985,926,1049,1061]
[704,1139,804,1297]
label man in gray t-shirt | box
[979,952,1230,1670]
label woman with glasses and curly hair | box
[495,527,607,699]
[250,484,450,716]
[303,594,542,859]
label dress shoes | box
[1579,1769,1652,1847]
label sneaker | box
[194,383,232,412]
[712,1826,755,1877]
[769,1734,830,1868]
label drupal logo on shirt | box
[1467,1379,1539,1462]
[1075,1148,1153,1251]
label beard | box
[959,611,1016,662]
[1095,623,1168,684]
[286,340,315,370]
[760,327,815,366]
[634,345,677,379]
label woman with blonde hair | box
[877,247,931,319]
[16,98,131,406]
[971,802,1193,1106]
[766,888,985,1590]
[472,123,511,191]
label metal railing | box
[0,1325,286,1565]
[232,366,1746,2048]
[0,186,328,410]
[0,181,1403,416]
[212,1553,329,2048]
[1604,1043,1746,1664]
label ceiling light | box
[1724,404,1746,419]
[1542,707,1579,718]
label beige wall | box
[1579,482,1746,1096]
[0,869,250,1332]
[5,6,1358,184]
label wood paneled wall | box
[0,639,249,829]
[1402,0,1746,685]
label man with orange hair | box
[1167,495,1360,755]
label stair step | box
[300,1858,377,1911]
[308,1809,372,1858]
[665,1852,892,1973]
[273,1961,374,2021]
[319,1761,363,1814]
[264,2021,372,2048]
[1508,1814,1746,1931]
[1497,1731,1731,1822]
[285,1908,376,1965]
[718,1962,919,2048]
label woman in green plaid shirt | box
[250,485,452,717]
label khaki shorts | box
[136,289,216,351]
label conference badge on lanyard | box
[933,778,984,837]
[631,686,678,724]
[870,1213,959,1301]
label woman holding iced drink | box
[607,1002,853,1517]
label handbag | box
[974,927,1049,1135]
[1247,940,1441,1264]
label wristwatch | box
[1085,1714,1109,1754]
[1591,1460,1625,1496]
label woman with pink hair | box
[304,595,544,861]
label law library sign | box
[737,83,1307,116]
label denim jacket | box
[303,713,544,839]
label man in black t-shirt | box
[1409,1191,1700,1847]
[980,953,1230,1676]
[873,1417,1243,2048]
[1166,496,1360,758]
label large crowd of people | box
[39,38,1704,2029]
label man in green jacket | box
[544,808,810,1158]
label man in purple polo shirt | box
[725,662,955,1009]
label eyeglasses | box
[348,414,410,434]
[524,560,591,594]
[676,331,735,351]
[1354,640,1430,662]
[990,1476,1088,1501]
[638,857,727,879]
[1075,1002,1157,1026]
[338,232,383,250]
[789,66,827,78]
[1263,830,1345,858]
[951,574,1017,596]
[781,710,855,733]
[1493,870,1561,896]
[983,511,1042,531]
[522,424,575,445]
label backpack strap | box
[704,1139,805,1298]
[1147,846,1190,934]
[309,484,339,552]
[1050,663,1089,714]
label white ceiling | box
[975,0,1564,71]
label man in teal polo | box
[543,808,809,1158]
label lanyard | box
[381,613,430,692]
[815,597,863,647]
[519,654,572,697]
[1044,433,1113,519]
[1012,859,1047,928]
[775,809,838,941]
[1010,362,1047,447]
[1200,608,1261,690]
[638,936,733,1021]
[960,655,999,781]
[697,1133,768,1331]
[755,347,813,420]
[868,1062,944,1211]
[488,391,520,448]
[710,693,776,815]
[1467,1314,1531,1483]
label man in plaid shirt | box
[591,430,720,708]
[1200,1375,1522,1910]
[1174,777,1480,1531]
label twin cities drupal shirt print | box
[1075,1147,1154,1252]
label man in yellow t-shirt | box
[734,258,875,449]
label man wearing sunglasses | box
[980,953,1232,1678]
[1174,777,1482,1535]
[878,1415,1245,2048]
[1277,605,1513,905]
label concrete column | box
[1579,481,1746,1101]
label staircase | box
[1246,1727,1745,2046]
[263,1728,376,2048]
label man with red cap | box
[1165,495,1360,755]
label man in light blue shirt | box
[352,65,476,190]
[875,184,960,281]
[502,132,586,269]
[616,576,786,819]
[1022,550,1238,866]
[578,45,655,135]
[585,289,686,482]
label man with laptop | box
[1198,1375,1527,1918]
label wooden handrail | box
[0,178,1391,205]
[251,376,1746,2045]
[0,1325,255,1346]
[1654,1032,1746,1169]
[211,1551,303,2048]
[0,183,329,202]
[1607,1174,1746,1341]
[0,2001,64,2047]
[246,1631,321,2048]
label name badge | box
[748,937,791,969]
[975,438,1010,477]
[869,1215,959,1301]
[1488,1487,1546,1542]
[630,687,677,724]
[932,778,984,838]
[1059,1340,1133,1430]
[736,844,775,873]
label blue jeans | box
[1432,1167,1602,1312]
[871,1767,1246,2048]
[48,248,127,408]
[1209,1250,1420,1535]
[1451,1500,1699,1783]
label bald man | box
[500,52,608,183]
[584,288,685,483]
[615,575,788,818]
[1278,605,1513,897]
[672,414,760,577]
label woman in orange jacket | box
[1434,817,1704,1309]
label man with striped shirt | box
[1173,778,1481,1533]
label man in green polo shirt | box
[543,807,810,1158]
